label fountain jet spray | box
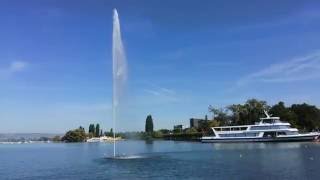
[112,9,127,157]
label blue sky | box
[1,0,320,133]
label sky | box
[1,0,320,133]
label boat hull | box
[201,134,318,143]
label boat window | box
[250,126,271,130]
[277,132,286,135]
[219,134,228,137]
[219,127,249,131]
[286,132,298,135]
[231,127,240,131]
[220,133,237,137]
[263,132,277,138]
[245,133,258,137]
[278,125,290,129]
[236,133,246,137]
[262,119,276,124]
[208,129,215,136]
[219,133,256,137]
[249,126,290,130]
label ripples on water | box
[1,141,320,180]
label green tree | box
[158,129,170,134]
[270,101,298,127]
[245,99,269,124]
[110,128,113,136]
[104,128,114,137]
[228,99,269,125]
[209,107,229,126]
[95,124,100,137]
[291,103,320,131]
[145,115,154,133]
[185,127,198,134]
[227,104,242,125]
[173,126,183,134]
[51,136,61,142]
[62,127,86,143]
[88,124,95,134]
[208,120,220,127]
[88,124,95,138]
[152,130,163,138]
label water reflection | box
[145,139,154,144]
[1,141,320,180]
[211,142,305,150]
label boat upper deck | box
[211,111,296,133]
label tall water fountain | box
[112,9,127,157]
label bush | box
[62,128,86,143]
[152,131,163,138]
[185,127,198,134]
[51,136,61,142]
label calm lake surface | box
[1,140,320,180]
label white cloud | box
[10,61,27,72]
[144,87,176,96]
[237,51,320,86]
[159,87,175,94]
[142,87,179,103]
[144,89,161,96]
[0,61,28,78]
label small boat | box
[86,137,101,143]
[86,136,122,143]
[201,111,319,143]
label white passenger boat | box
[201,111,319,143]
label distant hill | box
[0,133,62,142]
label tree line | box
[59,99,320,142]
[61,124,114,142]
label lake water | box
[1,140,320,180]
